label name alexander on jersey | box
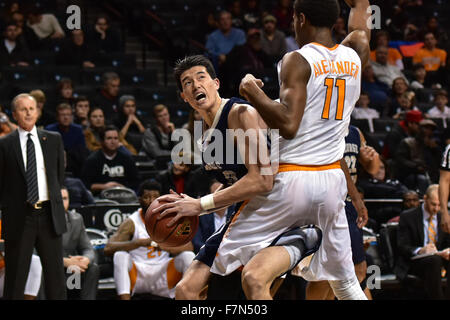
[312,59,360,79]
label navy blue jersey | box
[202,97,250,187]
[344,125,361,185]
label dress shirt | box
[413,203,438,255]
[18,126,49,201]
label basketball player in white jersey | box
[103,180,195,299]
[234,0,372,299]
[156,0,372,300]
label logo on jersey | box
[170,121,279,175]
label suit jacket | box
[62,210,95,263]
[0,129,66,242]
[395,206,450,280]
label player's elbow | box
[103,243,114,256]
[279,124,298,140]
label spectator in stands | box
[419,17,449,52]
[114,95,146,152]
[56,29,97,68]
[371,45,408,87]
[260,14,286,64]
[361,64,389,113]
[73,96,90,130]
[26,5,65,42]
[61,187,99,300]
[396,184,450,300]
[370,30,404,70]
[228,0,244,29]
[156,161,210,199]
[395,119,441,195]
[192,180,234,253]
[383,109,422,159]
[391,91,419,120]
[358,156,409,200]
[410,63,429,90]
[0,105,17,137]
[387,190,424,229]
[86,14,122,54]
[285,21,298,53]
[414,32,447,87]
[46,103,89,177]
[60,186,99,300]
[426,90,450,120]
[11,11,38,49]
[242,0,262,30]
[29,89,55,128]
[439,144,450,234]
[141,104,175,160]
[82,125,140,195]
[351,92,380,120]
[92,72,121,119]
[194,11,217,44]
[0,20,30,66]
[332,16,347,44]
[222,28,272,96]
[413,32,447,73]
[55,78,75,107]
[205,10,246,72]
[84,107,136,155]
[271,0,293,35]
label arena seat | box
[107,53,137,69]
[1,66,42,84]
[80,67,115,86]
[41,65,81,84]
[350,118,371,134]
[119,69,158,86]
[364,132,387,153]
[373,118,399,133]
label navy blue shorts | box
[345,201,366,264]
[195,202,244,267]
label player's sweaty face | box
[180,66,219,110]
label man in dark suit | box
[61,187,99,300]
[0,93,67,299]
[396,184,450,299]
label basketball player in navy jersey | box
[153,55,321,299]
[307,125,380,299]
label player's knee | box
[241,266,266,296]
[113,251,129,267]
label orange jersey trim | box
[129,262,138,293]
[277,161,341,173]
[311,42,339,51]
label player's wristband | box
[200,194,215,211]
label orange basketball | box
[144,197,199,247]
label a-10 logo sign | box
[66,5,81,30]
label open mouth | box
[195,93,206,101]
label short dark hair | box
[173,55,217,91]
[294,0,340,29]
[137,179,162,197]
[73,95,89,106]
[99,125,119,141]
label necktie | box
[26,133,39,205]
[428,216,437,244]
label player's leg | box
[23,254,42,300]
[242,225,322,300]
[306,281,334,300]
[328,275,368,300]
[354,260,372,299]
[113,251,133,300]
[175,259,211,300]
[0,267,4,299]
[241,246,291,300]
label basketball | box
[144,197,199,247]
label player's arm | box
[239,51,310,139]
[155,105,274,227]
[439,169,450,233]
[357,128,380,176]
[158,242,194,255]
[104,219,152,256]
[341,0,371,68]
[341,158,368,228]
